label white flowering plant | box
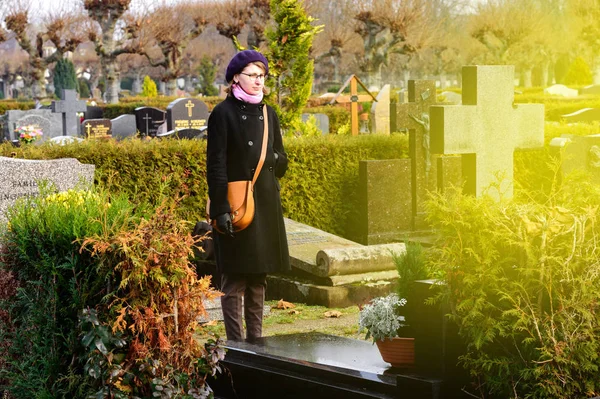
[359,294,408,342]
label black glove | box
[216,213,235,238]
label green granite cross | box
[430,65,544,199]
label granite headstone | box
[82,119,112,139]
[166,98,209,131]
[134,107,166,137]
[0,156,95,223]
[111,114,137,140]
[4,110,63,142]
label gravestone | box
[134,107,166,137]
[266,218,405,307]
[166,98,209,131]
[396,80,462,231]
[440,91,461,104]
[211,332,461,399]
[111,114,137,140]
[561,108,600,123]
[0,156,95,223]
[157,128,206,140]
[301,113,330,135]
[550,134,600,185]
[356,159,412,245]
[543,84,578,98]
[51,89,87,136]
[370,84,391,135]
[49,136,84,145]
[430,65,545,199]
[4,110,63,142]
[579,84,600,95]
[82,119,112,139]
[84,105,104,121]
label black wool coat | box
[206,95,290,274]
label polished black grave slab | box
[209,332,459,399]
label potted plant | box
[359,293,415,367]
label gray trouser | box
[220,272,267,341]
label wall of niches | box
[0,134,409,238]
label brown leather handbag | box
[206,105,269,233]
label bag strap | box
[251,105,269,186]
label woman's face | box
[235,63,266,95]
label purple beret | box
[225,50,269,83]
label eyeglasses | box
[240,72,267,82]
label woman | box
[206,50,290,341]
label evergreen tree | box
[53,58,79,99]
[265,0,322,132]
[197,56,218,96]
[141,75,158,97]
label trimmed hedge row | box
[0,134,409,238]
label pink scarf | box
[232,84,263,104]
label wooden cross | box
[185,100,195,118]
[395,80,440,229]
[51,89,87,136]
[430,65,544,199]
[330,75,377,136]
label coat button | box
[241,105,246,109]
[242,115,247,120]
[269,166,273,172]
[259,115,264,120]
[248,141,253,146]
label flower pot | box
[359,112,369,121]
[375,337,415,367]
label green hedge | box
[302,105,350,135]
[0,134,409,238]
[0,100,35,114]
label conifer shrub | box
[425,173,600,398]
[141,75,158,98]
[563,57,593,86]
[53,58,79,99]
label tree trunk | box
[439,73,447,89]
[541,62,550,87]
[159,81,167,95]
[132,73,142,95]
[403,70,410,89]
[184,75,194,93]
[31,67,47,100]
[521,68,532,88]
[104,62,120,104]
[166,79,178,96]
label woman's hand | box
[216,213,235,238]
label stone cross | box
[396,80,439,229]
[330,75,377,136]
[430,65,544,199]
[51,89,87,136]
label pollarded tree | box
[84,0,149,103]
[141,2,208,96]
[265,0,322,131]
[3,8,87,100]
[469,0,555,87]
[353,0,441,88]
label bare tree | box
[83,0,149,103]
[3,4,87,100]
[353,0,442,87]
[140,2,208,96]
[469,0,555,87]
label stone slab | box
[371,84,391,135]
[544,84,578,98]
[552,134,600,184]
[210,332,465,399]
[561,107,600,123]
[0,156,95,223]
[285,218,405,280]
[166,98,209,131]
[111,114,137,140]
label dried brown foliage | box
[82,202,221,373]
